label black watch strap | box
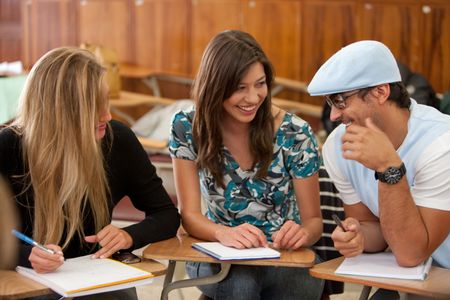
[374,162,406,184]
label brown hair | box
[192,30,274,187]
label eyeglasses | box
[324,90,360,109]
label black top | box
[0,120,180,267]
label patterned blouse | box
[169,109,320,240]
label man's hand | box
[29,244,64,273]
[85,224,133,259]
[342,118,401,171]
[272,220,309,250]
[331,217,364,257]
[215,223,268,249]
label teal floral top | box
[169,109,320,240]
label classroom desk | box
[0,258,166,299]
[143,233,316,300]
[309,256,450,299]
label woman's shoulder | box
[172,108,195,124]
[0,126,21,144]
[106,120,140,147]
[278,112,312,134]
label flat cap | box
[307,40,401,96]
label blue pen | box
[12,229,56,255]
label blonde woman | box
[0,47,180,292]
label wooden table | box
[143,233,316,300]
[309,257,450,299]
[0,258,166,299]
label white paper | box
[193,242,280,260]
[335,252,432,280]
[16,255,154,297]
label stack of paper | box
[193,242,280,261]
[16,255,154,297]
[335,252,432,280]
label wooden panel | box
[243,0,301,80]
[134,0,190,74]
[422,2,450,92]
[190,0,242,75]
[21,0,76,67]
[0,0,22,62]
[301,0,358,105]
[358,0,422,74]
[77,0,132,63]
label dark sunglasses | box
[324,90,360,109]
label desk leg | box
[358,286,372,300]
[163,260,177,288]
[160,263,231,300]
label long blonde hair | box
[13,47,110,249]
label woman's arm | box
[107,121,180,249]
[272,173,323,249]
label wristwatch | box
[374,162,406,184]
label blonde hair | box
[13,47,110,249]
[0,177,17,270]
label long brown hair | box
[13,47,110,249]
[192,30,275,187]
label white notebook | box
[192,242,280,261]
[335,252,432,280]
[16,255,154,297]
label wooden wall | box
[1,0,449,106]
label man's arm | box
[343,119,450,267]
[378,175,450,267]
[343,202,387,252]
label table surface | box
[143,233,316,268]
[0,258,166,299]
[309,256,450,299]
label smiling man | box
[307,41,450,286]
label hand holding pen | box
[330,215,364,257]
[12,229,64,273]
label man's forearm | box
[360,220,388,252]
[378,179,429,266]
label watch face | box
[384,167,402,184]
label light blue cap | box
[307,40,402,96]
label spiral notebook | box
[335,252,432,280]
[16,255,154,297]
[193,242,280,260]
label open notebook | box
[193,242,280,261]
[16,255,154,297]
[335,252,432,280]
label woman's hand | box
[29,244,64,273]
[272,220,310,250]
[215,223,268,249]
[85,224,133,259]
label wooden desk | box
[309,257,450,299]
[143,233,316,300]
[0,258,166,299]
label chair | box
[314,165,345,296]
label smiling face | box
[328,88,378,127]
[222,62,267,126]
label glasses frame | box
[324,89,361,109]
